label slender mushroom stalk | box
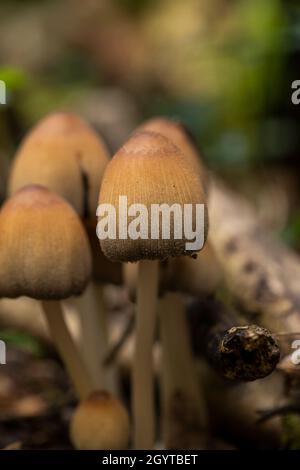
[83,217,123,392]
[123,260,209,448]
[8,112,111,389]
[70,282,107,389]
[42,300,92,400]
[159,292,207,449]
[98,131,207,448]
[0,185,94,400]
[134,260,159,448]
[135,119,211,448]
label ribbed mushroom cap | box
[0,185,92,300]
[70,390,130,450]
[98,131,208,262]
[138,117,208,193]
[9,112,109,217]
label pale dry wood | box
[209,179,300,334]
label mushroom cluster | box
[0,113,280,450]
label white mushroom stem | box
[133,260,159,449]
[42,300,93,401]
[159,292,207,449]
[73,282,108,390]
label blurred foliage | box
[0,0,299,236]
[0,329,46,358]
[0,0,296,163]
[0,67,28,92]
[112,0,159,17]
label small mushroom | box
[0,185,93,400]
[99,131,207,448]
[70,390,130,450]
[9,111,109,217]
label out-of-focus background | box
[0,0,299,233]
[0,0,300,449]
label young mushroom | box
[70,390,130,450]
[98,131,208,448]
[8,111,109,216]
[0,185,93,400]
[8,111,112,391]
[121,123,214,448]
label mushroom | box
[8,111,109,217]
[8,111,112,391]
[122,121,213,448]
[70,390,130,450]
[0,185,93,400]
[98,131,208,448]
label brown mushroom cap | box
[137,117,208,194]
[8,112,110,217]
[99,131,208,262]
[0,185,92,300]
[70,390,130,450]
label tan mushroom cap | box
[99,131,208,262]
[0,185,92,300]
[70,390,130,450]
[137,117,209,194]
[9,112,110,217]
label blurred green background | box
[0,0,300,241]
